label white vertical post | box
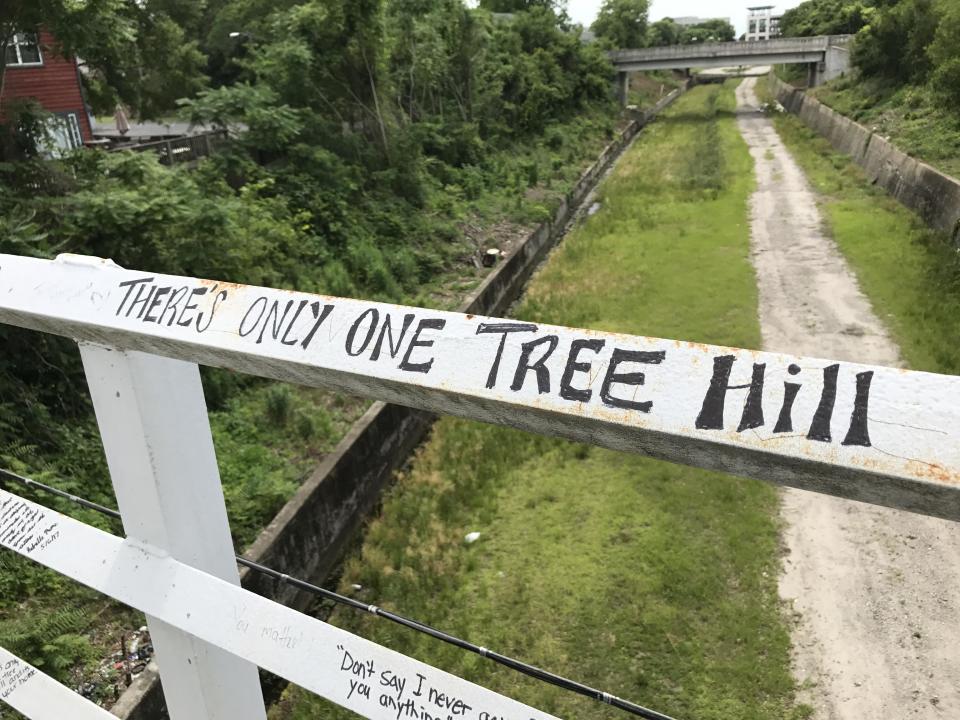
[80,344,267,720]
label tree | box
[852,0,938,82]
[779,0,875,37]
[591,0,650,48]
[0,0,207,120]
[201,0,303,87]
[646,17,681,46]
[928,1,960,103]
[478,0,562,11]
[679,19,735,43]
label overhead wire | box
[0,467,678,720]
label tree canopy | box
[779,0,874,37]
[780,0,960,104]
[1,0,207,119]
[644,17,735,46]
[591,0,650,48]
[0,0,617,461]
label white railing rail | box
[0,252,957,719]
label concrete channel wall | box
[113,83,690,720]
[771,75,960,243]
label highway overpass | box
[609,36,852,103]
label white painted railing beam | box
[1,253,958,522]
[0,646,117,719]
[80,345,267,720]
[0,489,561,720]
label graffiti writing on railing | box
[112,276,875,447]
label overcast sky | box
[566,1,803,36]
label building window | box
[749,20,756,33]
[759,20,767,33]
[43,113,84,156]
[4,32,43,67]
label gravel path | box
[736,76,960,720]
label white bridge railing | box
[0,253,957,719]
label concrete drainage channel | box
[112,82,691,720]
[769,74,960,242]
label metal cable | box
[0,468,678,720]
[0,468,123,520]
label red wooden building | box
[2,30,93,150]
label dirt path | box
[736,77,960,719]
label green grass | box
[211,381,370,548]
[757,77,960,376]
[807,75,960,180]
[272,82,807,720]
[627,70,686,109]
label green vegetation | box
[646,17,735,45]
[0,0,206,118]
[1,2,617,477]
[0,0,635,698]
[626,70,685,108]
[779,0,873,37]
[272,83,808,720]
[808,75,960,178]
[592,0,650,47]
[778,0,960,178]
[590,0,735,48]
[758,76,960,375]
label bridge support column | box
[616,71,629,106]
[806,61,824,88]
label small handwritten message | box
[0,496,60,556]
[335,644,536,720]
[0,658,36,701]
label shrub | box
[265,385,293,427]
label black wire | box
[0,468,678,720]
[0,468,123,520]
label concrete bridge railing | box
[610,36,849,64]
[609,35,853,103]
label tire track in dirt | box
[736,76,960,720]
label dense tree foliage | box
[645,17,735,45]
[1,0,207,118]
[928,2,960,104]
[779,0,874,37]
[0,0,615,475]
[645,17,681,46]
[852,0,936,82]
[591,0,650,48]
[780,0,960,103]
[477,0,562,13]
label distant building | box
[1,29,94,151]
[745,6,782,41]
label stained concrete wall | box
[823,43,850,83]
[772,75,960,243]
[112,83,691,720]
